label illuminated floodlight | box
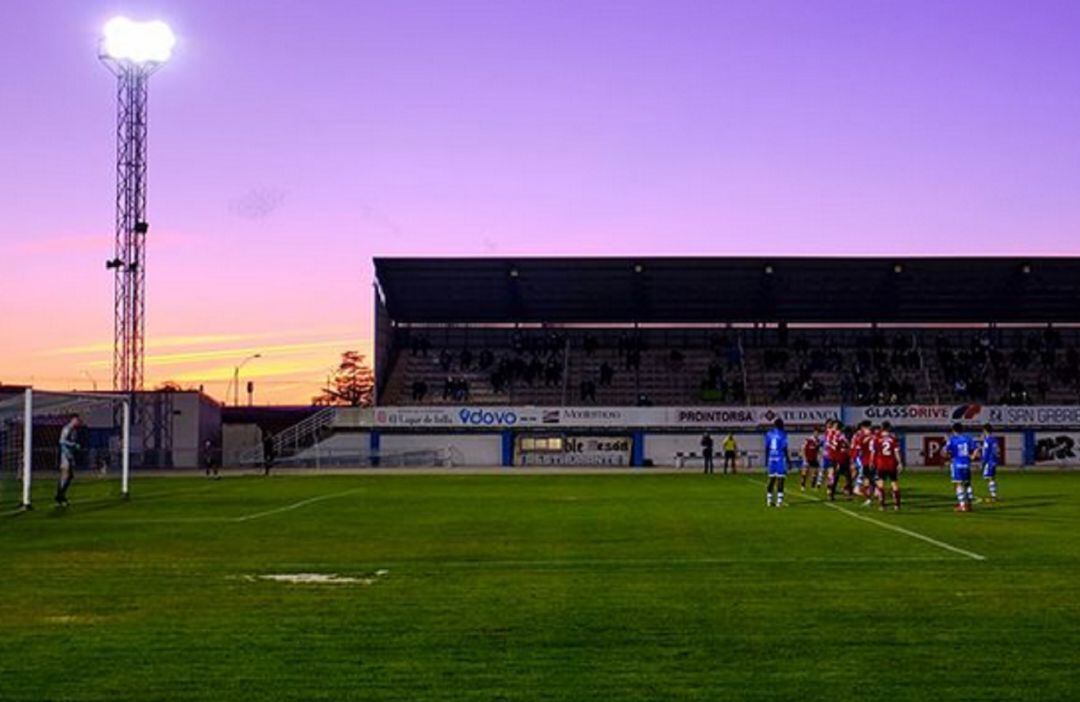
[102,17,175,64]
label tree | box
[314,351,375,406]
[155,380,193,392]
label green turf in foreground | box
[1,472,1078,701]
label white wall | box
[223,423,262,466]
[379,433,503,466]
[644,433,769,468]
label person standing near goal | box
[55,413,82,506]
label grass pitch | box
[1,471,1078,701]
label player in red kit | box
[827,424,854,501]
[852,421,875,503]
[801,429,822,490]
[874,421,903,510]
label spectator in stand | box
[580,379,596,402]
[411,380,428,402]
[583,334,598,357]
[438,349,453,372]
[726,342,742,371]
[599,362,614,387]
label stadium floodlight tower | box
[99,17,175,393]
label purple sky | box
[3,0,1080,402]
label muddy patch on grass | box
[234,570,389,586]
[44,614,105,625]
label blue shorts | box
[821,456,832,469]
[982,462,997,478]
[767,463,787,478]
[950,464,972,482]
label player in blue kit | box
[764,418,790,507]
[978,423,1000,503]
[943,422,977,512]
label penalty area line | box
[37,487,367,525]
[231,487,366,523]
[747,478,987,562]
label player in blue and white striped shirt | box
[943,422,977,512]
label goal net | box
[0,389,131,509]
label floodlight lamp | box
[102,17,175,64]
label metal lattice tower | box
[102,60,157,392]
[101,56,165,390]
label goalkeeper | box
[56,414,82,506]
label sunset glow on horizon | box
[4,0,1080,403]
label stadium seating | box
[379,326,1080,407]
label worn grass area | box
[1,471,1078,701]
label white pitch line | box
[23,487,367,525]
[819,500,987,561]
[748,478,987,562]
[272,555,960,571]
[231,487,365,523]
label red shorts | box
[877,467,899,481]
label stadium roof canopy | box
[374,257,1080,325]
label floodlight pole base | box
[18,503,33,512]
[121,492,131,501]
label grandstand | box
[373,257,1080,407]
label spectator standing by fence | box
[700,433,715,474]
[722,434,738,474]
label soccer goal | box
[0,389,131,510]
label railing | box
[738,332,751,406]
[266,446,460,469]
[237,406,338,465]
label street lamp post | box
[232,354,262,407]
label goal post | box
[0,388,132,509]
